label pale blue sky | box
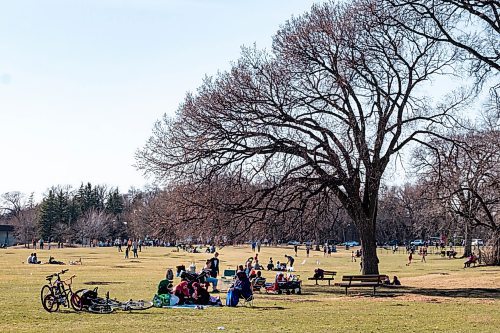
[0,0,318,197]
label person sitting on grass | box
[267,257,274,270]
[392,276,401,285]
[157,272,173,295]
[192,282,210,305]
[48,256,65,265]
[174,281,192,305]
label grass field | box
[1,245,499,333]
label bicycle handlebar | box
[45,269,69,280]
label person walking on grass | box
[406,252,413,266]
[125,245,130,259]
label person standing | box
[294,245,298,257]
[210,252,220,278]
[138,239,142,252]
[257,241,261,253]
[285,254,295,269]
[306,246,310,258]
[39,238,44,250]
[125,245,129,259]
[132,240,138,258]
[421,246,427,263]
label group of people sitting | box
[154,253,223,307]
[382,275,401,285]
[27,253,41,264]
[266,255,295,271]
[155,266,222,306]
[27,253,79,265]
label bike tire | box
[70,292,83,311]
[40,285,52,304]
[42,294,59,313]
[122,300,153,311]
[88,304,114,314]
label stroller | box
[265,272,302,295]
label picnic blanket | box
[161,304,215,309]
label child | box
[406,252,413,266]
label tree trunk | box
[463,223,472,258]
[359,218,380,275]
[492,231,500,266]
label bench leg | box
[373,286,376,296]
[328,280,331,286]
[345,287,348,295]
[315,279,318,285]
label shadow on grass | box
[305,286,500,299]
[83,281,125,285]
[399,286,500,299]
[248,306,286,310]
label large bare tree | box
[385,0,499,80]
[137,0,464,274]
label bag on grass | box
[153,293,171,307]
[225,289,239,307]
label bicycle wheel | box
[42,294,59,313]
[88,304,114,314]
[40,285,52,304]
[123,300,153,311]
[70,292,83,311]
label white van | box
[472,239,484,246]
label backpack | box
[80,289,98,307]
[225,289,239,307]
[153,293,171,308]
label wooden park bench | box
[335,274,386,295]
[308,270,337,285]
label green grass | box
[1,245,499,332]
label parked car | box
[472,239,484,246]
[410,239,425,246]
[343,241,360,247]
[387,240,400,246]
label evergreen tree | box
[38,190,57,240]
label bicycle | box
[86,290,153,314]
[42,270,80,312]
[40,269,68,304]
